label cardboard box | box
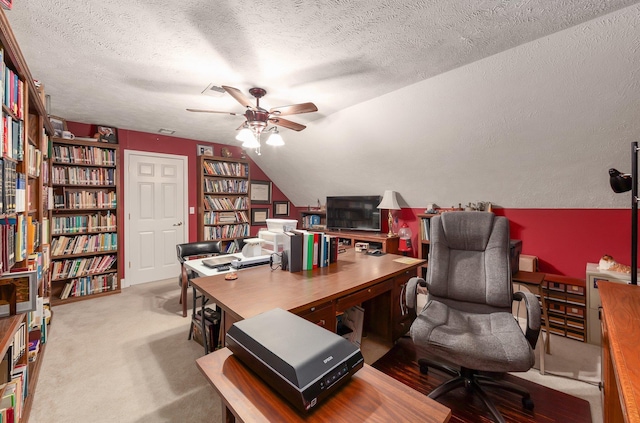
[519,254,538,272]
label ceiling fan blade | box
[269,117,306,131]
[269,102,318,116]
[222,86,255,109]
[186,108,241,115]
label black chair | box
[176,241,224,354]
[405,212,541,423]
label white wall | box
[254,3,640,209]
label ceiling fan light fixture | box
[266,129,284,146]
[235,128,255,143]
[241,134,260,149]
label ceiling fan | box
[187,86,318,154]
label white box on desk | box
[266,219,298,233]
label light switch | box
[189,207,195,214]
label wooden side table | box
[197,347,452,423]
[512,271,551,375]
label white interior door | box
[124,151,188,285]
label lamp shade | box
[236,128,255,144]
[266,130,284,146]
[609,168,633,193]
[377,190,400,210]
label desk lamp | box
[609,141,638,285]
[377,190,400,237]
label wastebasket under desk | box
[585,263,632,345]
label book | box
[283,231,303,272]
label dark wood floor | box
[372,337,592,423]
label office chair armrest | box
[405,277,426,311]
[513,291,541,349]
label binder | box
[283,231,303,272]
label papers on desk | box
[393,257,423,265]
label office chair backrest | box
[176,241,223,264]
[427,212,512,309]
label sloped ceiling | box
[6,1,640,208]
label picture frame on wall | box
[0,270,38,318]
[250,180,272,204]
[273,201,290,216]
[251,208,269,225]
[197,144,214,156]
[97,125,118,143]
[49,115,67,138]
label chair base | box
[418,358,534,423]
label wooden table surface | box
[197,347,451,423]
[599,281,640,423]
[191,249,424,322]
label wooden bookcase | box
[323,230,399,254]
[49,137,121,305]
[417,213,436,278]
[300,210,326,229]
[197,155,250,252]
[0,7,55,422]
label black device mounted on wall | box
[225,308,364,413]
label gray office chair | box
[405,212,540,423]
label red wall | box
[66,122,632,280]
[394,208,630,279]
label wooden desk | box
[191,249,424,344]
[197,347,451,423]
[599,281,640,423]
[512,271,551,375]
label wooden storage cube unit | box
[541,273,588,343]
[323,230,399,254]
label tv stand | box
[324,230,399,254]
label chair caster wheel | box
[522,397,534,410]
[419,363,429,374]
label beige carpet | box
[29,279,602,423]
[29,278,221,423]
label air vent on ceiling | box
[158,128,175,135]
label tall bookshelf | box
[49,137,121,305]
[197,155,250,252]
[417,213,435,278]
[0,7,55,422]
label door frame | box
[123,150,189,288]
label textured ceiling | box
[6,0,638,146]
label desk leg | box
[222,400,235,423]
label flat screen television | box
[326,195,382,232]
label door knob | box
[173,222,183,226]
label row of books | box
[52,165,115,185]
[420,218,431,241]
[202,160,248,177]
[203,223,250,241]
[51,254,117,281]
[202,195,248,211]
[0,158,16,214]
[203,177,248,194]
[301,214,322,228]
[50,232,117,257]
[52,144,116,166]
[53,189,117,209]
[59,273,118,299]
[1,115,24,161]
[282,231,339,272]
[0,219,16,273]
[0,324,27,423]
[51,211,116,234]
[1,48,25,119]
[26,144,42,178]
[203,210,249,225]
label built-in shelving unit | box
[197,155,250,253]
[0,7,55,422]
[417,213,435,278]
[49,137,120,305]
